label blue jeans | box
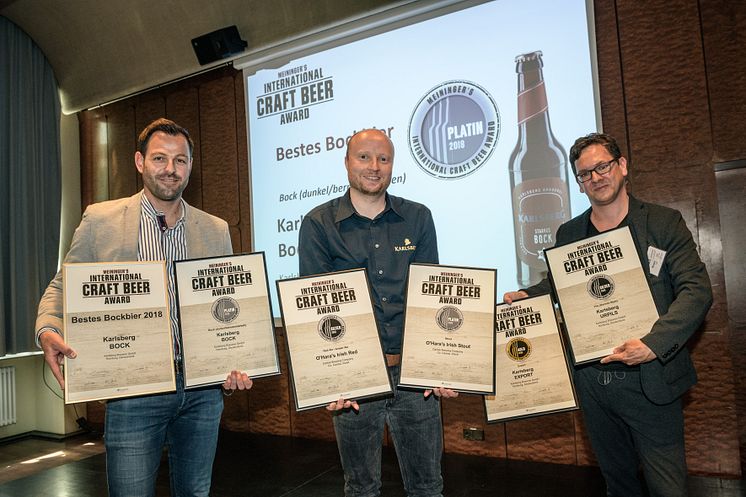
[575,366,687,497]
[104,374,223,497]
[333,364,444,497]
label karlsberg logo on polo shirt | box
[394,238,416,252]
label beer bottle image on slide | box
[509,51,571,287]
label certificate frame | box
[484,293,578,423]
[544,225,659,365]
[62,261,175,404]
[399,263,497,394]
[276,268,392,411]
[174,252,281,388]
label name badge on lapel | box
[647,246,666,277]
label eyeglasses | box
[575,159,618,183]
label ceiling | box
[1,0,400,114]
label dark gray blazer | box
[527,195,713,405]
[35,191,233,336]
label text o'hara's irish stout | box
[509,51,571,287]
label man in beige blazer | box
[35,118,251,497]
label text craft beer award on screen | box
[484,293,577,423]
[276,269,392,411]
[62,261,175,403]
[174,253,280,388]
[399,264,496,394]
[544,225,659,364]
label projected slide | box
[245,0,598,316]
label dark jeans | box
[104,374,223,497]
[332,364,444,497]
[575,366,687,497]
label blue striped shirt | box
[138,192,187,358]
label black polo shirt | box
[298,191,439,353]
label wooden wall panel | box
[105,102,137,201]
[592,0,628,151]
[700,0,746,162]
[248,329,292,436]
[616,0,711,169]
[505,413,576,464]
[198,77,240,225]
[442,394,505,458]
[573,412,597,466]
[290,406,337,442]
[133,95,165,143]
[78,111,97,208]
[715,167,746,472]
[234,71,252,254]
[167,87,203,209]
[78,108,109,207]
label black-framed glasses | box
[575,159,618,183]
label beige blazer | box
[35,191,233,336]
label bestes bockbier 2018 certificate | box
[485,293,577,422]
[175,253,280,388]
[545,226,659,364]
[63,261,174,403]
[399,264,496,394]
[277,269,391,411]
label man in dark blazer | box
[35,118,253,497]
[504,133,712,497]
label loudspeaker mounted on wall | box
[191,26,248,65]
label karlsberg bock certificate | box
[484,294,577,423]
[175,253,280,388]
[399,264,496,394]
[63,261,175,403]
[544,226,659,364]
[276,269,392,411]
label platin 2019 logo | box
[408,80,499,180]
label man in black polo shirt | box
[298,129,456,497]
[504,133,712,497]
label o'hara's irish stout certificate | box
[484,294,577,423]
[276,269,391,411]
[399,264,496,394]
[545,226,659,364]
[175,253,280,388]
[63,261,174,404]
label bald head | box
[345,129,395,160]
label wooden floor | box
[0,431,743,496]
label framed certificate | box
[484,294,577,423]
[544,226,659,364]
[175,253,280,388]
[399,264,496,394]
[62,261,175,403]
[276,269,392,411]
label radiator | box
[0,366,16,427]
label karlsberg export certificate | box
[485,293,577,422]
[276,268,391,411]
[63,261,174,403]
[399,264,496,394]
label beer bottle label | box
[512,177,570,268]
[517,81,548,125]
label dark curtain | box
[0,16,61,356]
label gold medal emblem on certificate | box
[506,337,532,361]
